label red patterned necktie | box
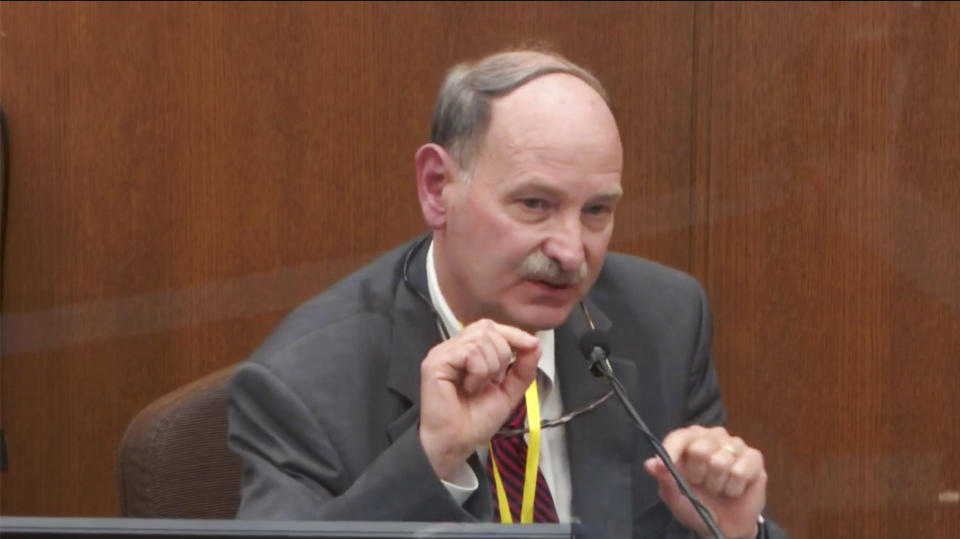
[486,399,559,523]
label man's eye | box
[585,204,612,216]
[521,198,546,210]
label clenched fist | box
[645,426,767,539]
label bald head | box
[430,50,614,175]
[482,73,623,179]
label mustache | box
[518,250,588,286]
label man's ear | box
[415,143,459,229]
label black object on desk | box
[0,517,574,539]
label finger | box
[726,436,747,454]
[683,435,721,486]
[644,457,683,506]
[487,321,539,350]
[462,330,511,383]
[475,336,504,384]
[726,448,765,497]
[661,426,705,475]
[499,341,540,399]
[485,331,513,384]
[716,437,748,497]
[723,470,747,498]
[703,448,736,496]
[461,319,536,377]
[461,344,492,393]
[644,456,670,483]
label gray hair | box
[429,50,611,175]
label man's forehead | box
[496,174,624,197]
[482,76,620,154]
[474,129,623,190]
[493,73,611,120]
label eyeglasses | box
[494,388,613,437]
[401,236,615,439]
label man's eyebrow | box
[508,179,624,200]
[588,186,624,203]
[507,178,562,195]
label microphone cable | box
[581,330,725,539]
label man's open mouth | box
[530,278,574,290]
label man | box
[228,50,784,538]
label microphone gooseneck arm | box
[580,331,725,539]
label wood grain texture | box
[0,2,695,516]
[696,3,960,536]
[4,2,958,535]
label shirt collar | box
[425,240,556,388]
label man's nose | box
[541,216,586,271]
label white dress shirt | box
[426,241,573,522]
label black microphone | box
[577,328,610,377]
[577,329,725,539]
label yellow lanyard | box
[488,380,542,524]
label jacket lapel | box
[556,300,634,537]
[383,236,493,518]
[385,236,438,442]
[556,299,669,538]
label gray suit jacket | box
[228,236,784,538]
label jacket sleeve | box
[227,361,481,521]
[685,282,726,427]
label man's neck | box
[428,237,479,328]
[426,241,465,337]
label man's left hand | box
[643,426,766,539]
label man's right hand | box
[418,319,541,480]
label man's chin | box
[503,303,579,333]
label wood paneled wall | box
[697,4,960,537]
[1,2,957,536]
